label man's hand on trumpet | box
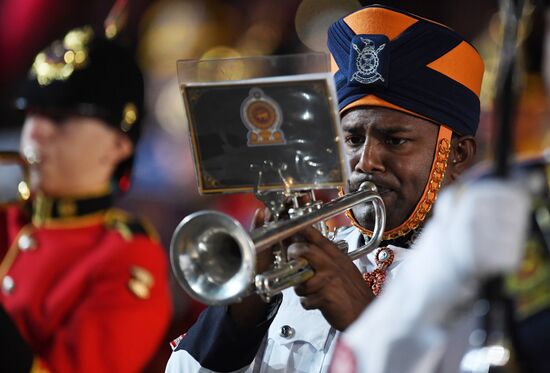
[288,226,376,331]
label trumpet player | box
[166,4,484,373]
[0,26,172,372]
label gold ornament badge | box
[31,26,94,86]
[128,266,154,299]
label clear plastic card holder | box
[177,53,330,83]
[176,53,348,194]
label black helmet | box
[15,26,144,191]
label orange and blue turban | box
[328,5,484,136]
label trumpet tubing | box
[0,151,31,207]
[170,181,386,305]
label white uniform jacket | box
[165,227,413,373]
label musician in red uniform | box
[0,26,172,373]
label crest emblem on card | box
[348,35,389,87]
[240,88,285,146]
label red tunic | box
[0,204,173,373]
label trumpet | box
[0,151,31,207]
[170,181,385,305]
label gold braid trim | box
[343,125,452,240]
[31,357,51,373]
[0,225,33,279]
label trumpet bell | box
[170,210,256,305]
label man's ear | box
[113,134,133,164]
[447,136,476,181]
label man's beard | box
[351,195,426,248]
[351,203,377,231]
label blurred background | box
[0,0,548,370]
